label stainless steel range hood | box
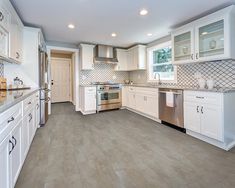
[94,45,118,63]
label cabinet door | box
[80,44,95,70]
[145,94,159,118]
[127,48,134,70]
[0,4,11,31]
[28,111,35,145]
[201,104,223,141]
[122,86,128,107]
[135,93,145,112]
[128,92,136,109]
[172,27,194,64]
[0,135,11,188]
[195,18,227,61]
[11,121,22,187]
[85,93,96,112]
[21,115,29,162]
[116,49,127,71]
[184,102,201,133]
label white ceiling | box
[11,0,235,47]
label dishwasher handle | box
[159,91,182,95]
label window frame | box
[147,41,177,83]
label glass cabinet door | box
[197,20,224,58]
[173,31,193,63]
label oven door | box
[97,90,121,105]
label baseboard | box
[123,107,161,123]
[186,129,235,151]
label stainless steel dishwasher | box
[159,88,184,128]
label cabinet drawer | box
[0,102,22,143]
[184,90,223,106]
[23,95,35,115]
[85,87,96,94]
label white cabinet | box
[9,17,23,63]
[172,5,235,64]
[0,1,11,31]
[0,135,11,188]
[121,86,128,107]
[127,45,146,70]
[11,121,22,188]
[115,49,128,71]
[80,86,96,115]
[79,43,95,70]
[184,91,223,141]
[21,114,29,163]
[125,86,159,119]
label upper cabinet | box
[0,0,23,64]
[79,43,95,70]
[115,45,146,71]
[172,5,235,65]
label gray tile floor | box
[16,103,235,188]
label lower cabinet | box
[0,135,11,188]
[80,86,97,115]
[184,91,223,141]
[125,86,159,119]
[0,91,39,188]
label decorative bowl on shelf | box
[182,46,188,55]
[209,40,217,49]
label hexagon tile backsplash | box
[130,60,235,88]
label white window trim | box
[147,41,177,83]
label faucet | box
[154,72,161,85]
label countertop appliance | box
[94,82,122,112]
[94,45,118,63]
[39,47,50,126]
[159,88,184,128]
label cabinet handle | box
[201,106,204,114]
[37,104,39,109]
[196,53,199,59]
[16,52,20,59]
[7,117,15,123]
[197,106,199,113]
[12,136,17,146]
[191,54,194,60]
[0,12,4,21]
[196,96,204,99]
[9,140,14,155]
[29,113,32,122]
[28,101,32,105]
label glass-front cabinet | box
[171,5,235,64]
[172,28,194,64]
[195,18,227,61]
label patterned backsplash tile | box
[130,60,235,88]
[80,63,129,85]
[0,62,4,77]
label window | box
[147,41,176,82]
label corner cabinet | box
[115,45,146,71]
[79,44,95,70]
[172,5,235,64]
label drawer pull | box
[201,106,204,114]
[0,12,4,21]
[197,106,199,113]
[12,136,17,146]
[28,101,32,105]
[196,96,204,99]
[29,113,32,122]
[7,117,15,123]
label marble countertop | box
[0,88,39,114]
[80,83,235,93]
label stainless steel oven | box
[96,84,122,112]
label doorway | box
[50,51,73,103]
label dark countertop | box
[0,88,39,114]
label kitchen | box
[1,0,235,188]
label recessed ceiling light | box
[147,33,153,36]
[140,9,148,16]
[68,24,75,29]
[111,33,117,37]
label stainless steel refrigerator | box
[39,47,50,126]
